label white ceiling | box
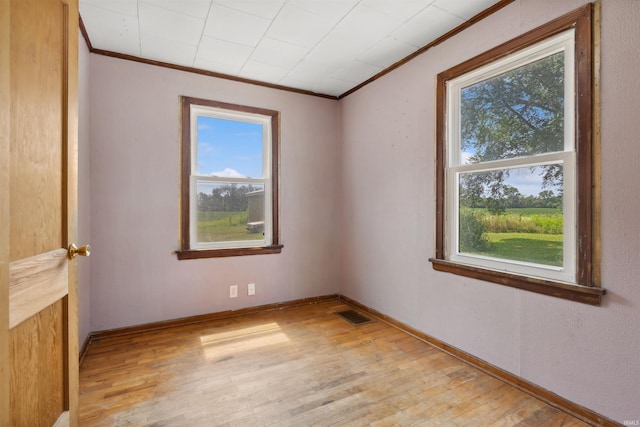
[79,0,503,97]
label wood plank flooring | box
[79,301,589,426]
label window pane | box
[196,181,265,243]
[460,52,565,164]
[458,165,563,266]
[197,116,263,178]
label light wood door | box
[0,0,80,426]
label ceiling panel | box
[305,27,371,67]
[335,3,405,39]
[194,36,253,74]
[283,59,336,88]
[251,37,309,69]
[433,0,502,20]
[239,60,290,84]
[358,36,419,68]
[80,3,141,57]
[80,0,506,97]
[204,4,271,47]
[286,0,359,23]
[140,34,197,66]
[391,5,465,47]
[266,4,335,49]
[361,0,430,20]
[138,2,205,46]
[213,0,285,20]
[81,0,138,17]
[141,0,211,18]
[331,60,383,84]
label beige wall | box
[87,55,342,331]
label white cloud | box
[461,151,473,164]
[504,167,548,196]
[210,168,246,178]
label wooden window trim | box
[177,96,281,259]
[430,259,604,306]
[430,4,604,305]
[176,245,283,260]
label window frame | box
[430,4,605,305]
[177,96,282,259]
[447,31,576,283]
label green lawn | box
[460,208,563,266]
[197,211,255,242]
[479,232,563,266]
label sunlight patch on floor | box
[199,322,290,360]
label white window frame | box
[445,30,577,284]
[189,105,274,250]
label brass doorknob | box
[68,243,91,259]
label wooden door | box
[0,0,80,426]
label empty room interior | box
[3,0,640,425]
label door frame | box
[1,0,11,423]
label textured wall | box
[88,55,342,331]
[339,0,640,422]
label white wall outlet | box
[248,283,256,296]
[230,284,238,298]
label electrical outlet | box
[229,284,238,298]
[248,283,256,296]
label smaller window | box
[177,97,282,259]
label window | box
[177,97,282,259]
[431,5,604,305]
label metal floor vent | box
[335,310,373,325]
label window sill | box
[176,244,283,260]
[429,258,605,306]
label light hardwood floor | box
[79,301,589,426]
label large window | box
[177,97,282,259]
[431,5,604,305]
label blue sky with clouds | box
[197,116,263,178]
